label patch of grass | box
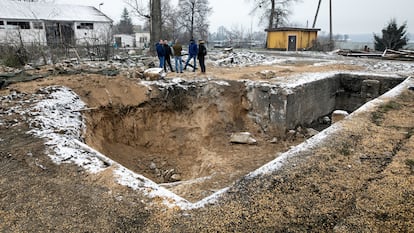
[2,53,24,67]
[0,46,27,68]
[339,141,352,156]
[405,159,414,172]
[371,101,402,126]
[371,111,384,126]
[378,101,401,112]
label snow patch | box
[24,86,225,209]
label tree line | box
[120,0,212,51]
[118,0,302,51]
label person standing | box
[163,40,174,72]
[184,39,198,72]
[172,39,183,73]
[155,39,165,69]
[197,40,207,73]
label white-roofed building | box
[0,0,113,46]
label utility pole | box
[312,0,322,28]
[329,0,333,50]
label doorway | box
[288,35,297,51]
[45,22,75,47]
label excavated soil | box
[82,79,313,201]
[1,57,414,232]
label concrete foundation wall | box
[246,73,405,134]
[147,73,405,138]
[246,84,287,134]
[285,77,339,129]
[336,74,406,112]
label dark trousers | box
[198,56,206,73]
[164,56,174,72]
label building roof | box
[0,0,112,23]
[265,27,321,32]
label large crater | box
[82,73,405,201]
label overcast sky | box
[54,0,413,36]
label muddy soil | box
[1,60,413,232]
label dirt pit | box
[79,72,405,202]
[82,80,313,202]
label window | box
[139,37,148,43]
[7,21,31,29]
[0,21,3,25]
[32,22,43,29]
[77,23,94,30]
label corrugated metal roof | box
[0,0,112,22]
[265,27,321,32]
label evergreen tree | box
[374,19,409,51]
[117,8,134,34]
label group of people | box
[155,39,207,74]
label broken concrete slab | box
[144,68,165,81]
[332,110,349,123]
[230,132,257,145]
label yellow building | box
[265,27,320,51]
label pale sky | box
[54,0,414,36]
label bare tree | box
[161,0,179,40]
[248,0,298,29]
[124,0,151,20]
[151,0,162,43]
[125,0,161,52]
[230,24,245,41]
[177,0,212,40]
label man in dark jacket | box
[197,40,207,73]
[155,40,165,69]
[184,39,198,72]
[163,40,174,72]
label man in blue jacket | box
[184,39,198,72]
[155,39,165,69]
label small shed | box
[114,34,135,48]
[135,32,150,49]
[265,27,320,51]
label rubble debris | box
[337,48,414,61]
[306,128,320,137]
[211,51,274,67]
[223,47,233,53]
[257,70,276,79]
[163,168,182,182]
[170,174,182,182]
[285,129,297,141]
[382,49,414,61]
[270,137,278,143]
[230,132,257,145]
[0,71,45,89]
[149,162,157,170]
[331,110,349,123]
[143,68,165,81]
[319,116,331,125]
[336,49,382,58]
